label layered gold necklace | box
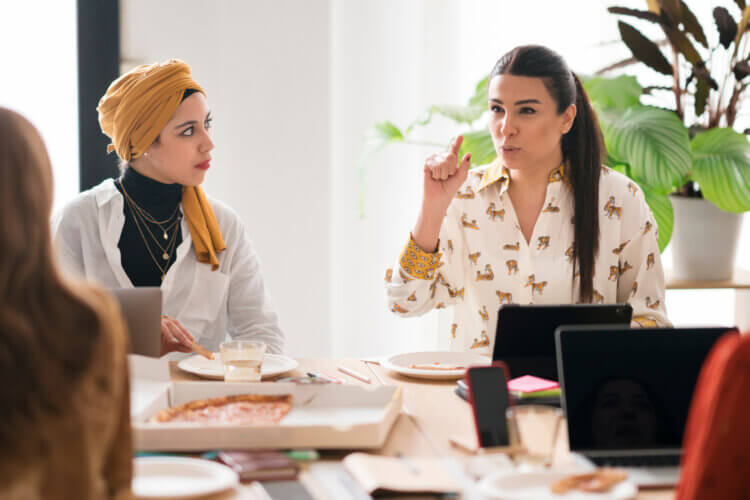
[120,180,182,281]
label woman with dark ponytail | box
[386,45,669,354]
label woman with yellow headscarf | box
[53,59,284,356]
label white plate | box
[477,470,637,500]
[133,457,238,498]
[381,351,491,380]
[177,353,298,380]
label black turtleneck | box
[114,167,183,286]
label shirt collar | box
[476,159,567,194]
[477,159,510,193]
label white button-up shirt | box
[52,179,284,355]
[386,162,670,355]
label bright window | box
[0,1,79,213]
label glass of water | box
[220,340,267,382]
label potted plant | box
[368,0,750,281]
[584,0,750,280]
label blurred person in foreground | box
[0,107,132,499]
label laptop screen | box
[557,326,735,453]
[492,304,632,380]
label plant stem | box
[671,45,683,121]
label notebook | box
[555,325,738,487]
[456,375,561,405]
[342,453,460,496]
[217,451,299,481]
[492,303,632,381]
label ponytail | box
[566,72,603,303]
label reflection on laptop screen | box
[557,326,735,452]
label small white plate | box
[177,353,298,380]
[381,351,491,380]
[477,470,637,500]
[133,456,238,498]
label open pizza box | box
[128,355,403,451]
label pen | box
[337,365,371,384]
[308,371,342,384]
[320,371,345,383]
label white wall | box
[121,0,331,357]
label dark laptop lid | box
[555,325,737,455]
[110,287,162,357]
[492,303,632,380]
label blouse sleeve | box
[223,218,285,354]
[385,203,469,317]
[227,218,284,354]
[52,205,86,277]
[615,184,671,327]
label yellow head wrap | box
[97,59,226,270]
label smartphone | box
[466,362,512,448]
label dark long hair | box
[490,45,604,302]
[0,108,102,455]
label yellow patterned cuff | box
[399,234,442,280]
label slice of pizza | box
[409,362,466,371]
[550,469,627,494]
[150,394,292,425]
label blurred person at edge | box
[0,107,132,499]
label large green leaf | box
[459,130,496,167]
[369,121,403,144]
[418,76,490,126]
[691,128,750,212]
[641,185,674,251]
[468,75,489,109]
[429,103,486,125]
[603,107,691,191]
[362,121,405,158]
[584,75,643,110]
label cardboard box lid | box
[129,354,171,419]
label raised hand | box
[412,136,472,253]
[422,135,472,214]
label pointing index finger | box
[450,135,464,156]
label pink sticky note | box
[507,375,559,393]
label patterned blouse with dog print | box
[385,160,670,355]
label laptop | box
[110,287,162,357]
[492,304,632,381]
[555,325,738,487]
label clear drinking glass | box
[506,405,563,466]
[220,340,267,382]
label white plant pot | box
[670,196,744,281]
